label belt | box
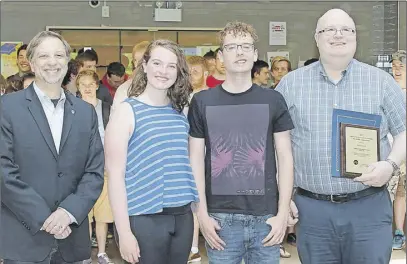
[296,186,385,203]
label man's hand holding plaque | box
[354,161,393,187]
[340,123,380,178]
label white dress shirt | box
[33,82,77,224]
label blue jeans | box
[206,213,279,264]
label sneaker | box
[97,253,114,264]
[287,233,297,246]
[91,237,98,248]
[392,229,406,250]
[280,244,291,258]
[188,252,202,263]
[82,258,92,264]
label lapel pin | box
[71,109,75,114]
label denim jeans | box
[205,213,279,264]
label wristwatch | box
[386,159,400,175]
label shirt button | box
[334,103,338,107]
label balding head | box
[315,8,357,68]
[316,9,355,32]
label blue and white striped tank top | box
[125,98,199,216]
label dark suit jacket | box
[96,83,113,106]
[0,84,104,262]
[101,101,110,129]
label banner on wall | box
[1,42,23,78]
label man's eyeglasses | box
[222,43,255,52]
[317,27,356,37]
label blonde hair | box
[218,21,259,47]
[75,69,99,88]
[26,31,71,62]
[270,56,292,72]
[186,56,208,71]
[132,41,150,55]
[392,50,406,64]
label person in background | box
[4,78,23,94]
[76,47,112,105]
[105,39,198,264]
[304,58,319,66]
[270,56,291,89]
[100,62,128,99]
[185,55,209,263]
[390,50,406,250]
[112,41,150,111]
[7,44,32,83]
[22,72,35,89]
[206,48,226,88]
[203,50,216,76]
[0,74,7,95]
[76,69,114,264]
[62,59,81,96]
[251,60,271,88]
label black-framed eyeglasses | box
[222,43,255,52]
[317,27,356,36]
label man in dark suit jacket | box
[0,31,104,263]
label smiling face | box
[29,37,69,85]
[218,32,258,75]
[315,9,357,63]
[17,49,31,73]
[143,46,178,91]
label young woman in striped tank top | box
[105,40,199,264]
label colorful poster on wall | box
[1,42,23,78]
[122,52,133,75]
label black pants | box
[115,204,194,264]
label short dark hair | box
[62,59,82,86]
[17,44,28,57]
[203,50,216,59]
[22,72,35,82]
[76,48,98,64]
[107,62,126,78]
[251,60,269,79]
[304,58,319,66]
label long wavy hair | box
[128,39,192,113]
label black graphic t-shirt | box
[188,84,294,216]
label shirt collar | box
[33,81,66,104]
[318,59,355,78]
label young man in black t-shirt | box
[188,21,295,264]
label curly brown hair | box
[218,21,259,47]
[128,39,192,113]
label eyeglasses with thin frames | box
[317,27,356,37]
[222,43,255,52]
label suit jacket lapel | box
[26,85,58,160]
[59,91,74,153]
